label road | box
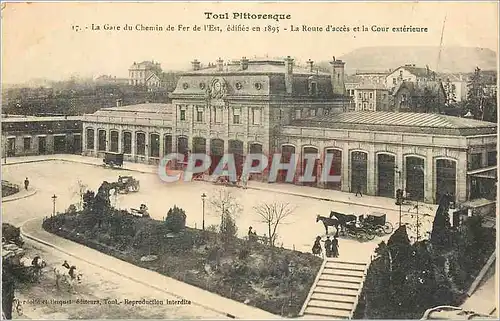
[3,160,435,260]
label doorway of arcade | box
[405,156,425,201]
[350,151,367,194]
[302,147,319,187]
[277,145,296,184]
[377,154,395,198]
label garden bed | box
[2,180,20,198]
[42,211,322,317]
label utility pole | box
[201,193,207,231]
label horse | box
[329,211,357,234]
[54,266,82,292]
[316,215,340,236]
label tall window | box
[358,92,362,99]
[23,137,31,151]
[136,132,146,155]
[123,132,132,154]
[215,107,222,123]
[180,110,186,121]
[488,151,497,166]
[252,108,261,125]
[469,153,482,170]
[86,128,95,150]
[98,130,106,151]
[233,108,241,124]
[369,92,373,99]
[196,107,203,122]
[295,109,301,119]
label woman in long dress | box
[312,236,322,257]
[331,236,339,258]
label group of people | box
[247,226,258,242]
[312,235,339,258]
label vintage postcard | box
[1,1,498,320]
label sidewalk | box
[20,217,279,320]
[4,154,438,214]
[2,186,37,203]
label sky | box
[1,1,498,84]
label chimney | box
[330,56,346,95]
[216,58,224,72]
[116,99,122,107]
[240,57,249,70]
[284,56,294,94]
[307,59,314,72]
[191,59,201,71]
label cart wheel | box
[383,222,394,234]
[376,226,385,236]
[365,231,375,240]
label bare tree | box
[72,179,88,210]
[253,201,295,247]
[209,188,243,242]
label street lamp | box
[201,193,207,231]
[288,261,296,317]
[51,194,57,217]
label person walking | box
[331,236,339,258]
[355,183,363,197]
[24,177,29,191]
[324,236,332,258]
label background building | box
[354,83,390,111]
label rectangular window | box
[363,92,367,99]
[295,109,301,119]
[310,109,316,116]
[469,153,482,170]
[487,151,497,166]
[393,78,397,85]
[369,92,373,99]
[180,110,186,121]
[358,92,362,98]
[86,128,95,150]
[197,110,203,122]
[233,108,241,124]
[252,108,261,125]
[215,107,222,123]
[23,137,31,151]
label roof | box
[290,111,497,136]
[355,70,389,75]
[95,103,172,114]
[394,65,435,78]
[1,115,81,123]
[183,59,331,76]
[355,83,388,90]
[391,80,444,97]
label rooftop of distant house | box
[393,64,436,77]
[290,111,497,136]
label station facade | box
[54,57,499,204]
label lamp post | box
[411,165,424,241]
[288,261,296,317]
[51,194,57,217]
[201,193,207,231]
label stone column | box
[396,147,404,196]
[118,130,122,153]
[93,127,98,156]
[131,130,136,157]
[159,132,164,157]
[367,146,376,195]
[424,148,435,203]
[82,127,87,154]
[145,131,150,161]
[341,143,350,193]
[456,151,468,203]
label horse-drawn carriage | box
[103,152,124,168]
[317,211,394,241]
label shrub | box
[164,205,186,233]
[66,204,78,215]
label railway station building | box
[22,56,497,205]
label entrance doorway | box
[38,136,47,154]
[377,154,395,197]
[351,151,368,193]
